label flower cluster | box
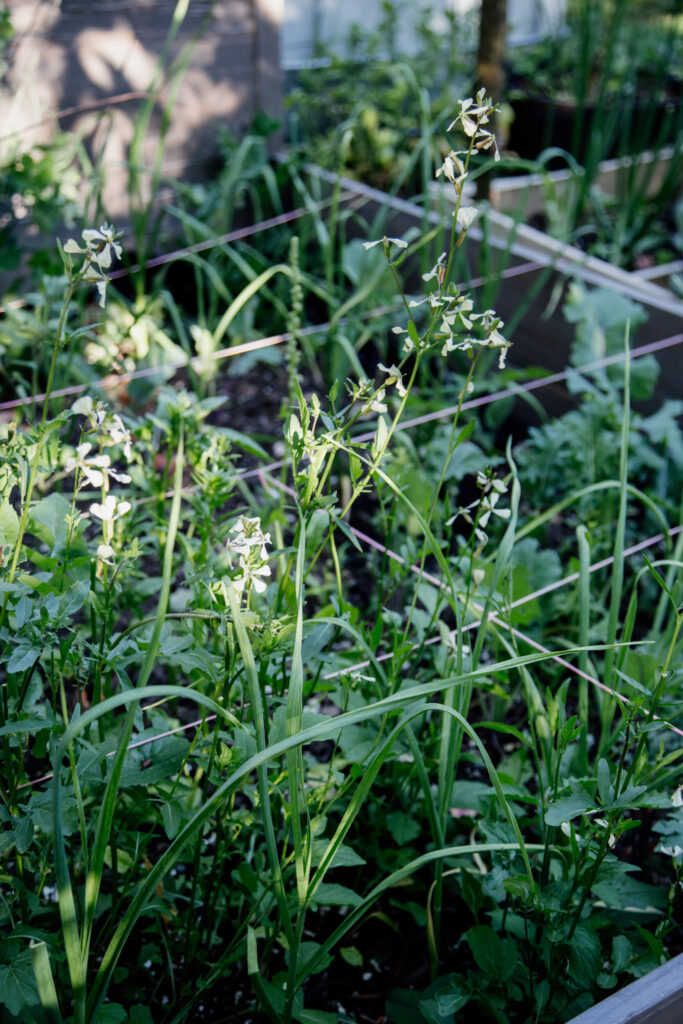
[448,89,500,162]
[346,377,387,417]
[63,223,122,308]
[226,515,272,595]
[71,395,133,460]
[69,395,134,567]
[439,303,511,370]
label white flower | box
[105,413,133,461]
[672,787,683,807]
[232,557,271,595]
[65,443,131,490]
[660,844,683,859]
[63,223,122,307]
[456,206,478,233]
[436,152,466,185]
[64,223,122,271]
[377,363,407,398]
[422,252,447,285]
[362,236,408,252]
[71,395,106,425]
[226,515,271,557]
[361,389,387,415]
[89,494,132,523]
[96,543,116,564]
[447,90,501,162]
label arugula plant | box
[0,88,681,1024]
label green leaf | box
[0,950,40,1014]
[592,872,667,913]
[7,641,40,674]
[466,925,517,982]
[568,924,601,989]
[312,882,362,907]
[118,733,190,788]
[597,758,612,805]
[340,946,363,967]
[419,976,470,1023]
[97,1004,127,1024]
[386,988,426,1024]
[545,786,594,826]
[612,935,632,973]
[14,812,34,854]
[387,810,421,846]
[296,942,334,978]
[29,493,71,557]
[0,499,19,548]
[293,1009,339,1024]
[310,840,366,869]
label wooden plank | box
[568,953,683,1024]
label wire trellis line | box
[0,191,360,316]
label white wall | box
[282,0,567,68]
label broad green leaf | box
[340,946,363,967]
[387,810,421,846]
[7,641,40,675]
[466,925,517,982]
[312,882,362,907]
[0,499,19,548]
[386,988,425,1024]
[97,1003,127,1023]
[592,873,667,913]
[310,840,366,869]
[0,950,40,1014]
[296,941,334,978]
[29,492,71,556]
[118,733,190,788]
[568,924,601,988]
[545,787,594,826]
[612,935,632,973]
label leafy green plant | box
[1,82,682,1024]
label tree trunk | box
[475,0,507,199]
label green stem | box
[0,277,77,633]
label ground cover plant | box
[1,77,683,1024]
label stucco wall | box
[1,1,283,216]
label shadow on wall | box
[0,0,283,219]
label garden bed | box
[2,120,683,1024]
